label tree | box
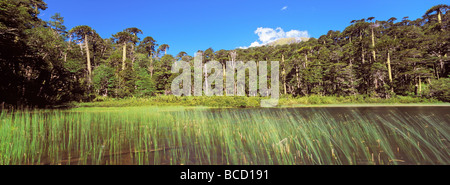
[1,0,88,106]
[429,77,450,102]
[48,13,67,35]
[204,47,215,61]
[153,54,175,94]
[422,5,449,79]
[68,25,95,83]
[136,68,155,97]
[124,27,143,64]
[424,4,449,26]
[140,36,157,56]
[215,49,229,77]
[125,27,143,38]
[112,31,135,70]
[93,64,116,96]
[158,44,170,55]
[139,36,158,76]
[176,51,187,60]
[274,46,289,94]
[367,17,379,62]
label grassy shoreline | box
[74,95,448,108]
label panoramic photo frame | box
[0,0,449,184]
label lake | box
[0,106,449,165]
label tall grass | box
[0,106,448,165]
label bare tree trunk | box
[122,43,126,70]
[85,34,91,83]
[418,76,422,94]
[131,44,135,69]
[372,27,376,61]
[79,43,83,55]
[362,49,365,64]
[149,54,154,77]
[387,51,392,83]
[438,12,442,25]
[223,64,226,79]
[360,31,365,64]
[304,53,308,68]
[349,59,356,96]
[230,51,237,95]
[234,61,237,95]
[435,63,440,80]
[65,36,71,63]
[282,54,286,95]
[374,77,378,89]
[204,63,208,95]
[296,66,300,89]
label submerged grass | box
[0,106,449,165]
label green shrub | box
[429,78,450,102]
[76,94,444,108]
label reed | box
[0,106,448,165]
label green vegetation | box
[77,95,445,108]
[429,77,450,102]
[1,107,448,165]
[1,1,449,107]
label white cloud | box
[250,41,263,47]
[281,6,288,11]
[238,27,309,48]
[286,30,309,38]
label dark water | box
[203,106,450,165]
[208,106,450,124]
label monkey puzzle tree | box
[140,36,157,57]
[273,46,289,94]
[112,31,135,70]
[424,4,449,26]
[158,44,170,56]
[139,36,157,76]
[423,4,449,79]
[204,47,215,62]
[176,51,187,61]
[367,17,379,62]
[124,27,143,64]
[215,49,229,78]
[68,25,95,83]
[125,27,143,39]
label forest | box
[1,0,449,107]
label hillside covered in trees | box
[1,0,449,107]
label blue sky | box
[40,0,448,56]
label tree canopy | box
[1,1,449,107]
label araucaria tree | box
[68,25,95,83]
[113,31,136,70]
